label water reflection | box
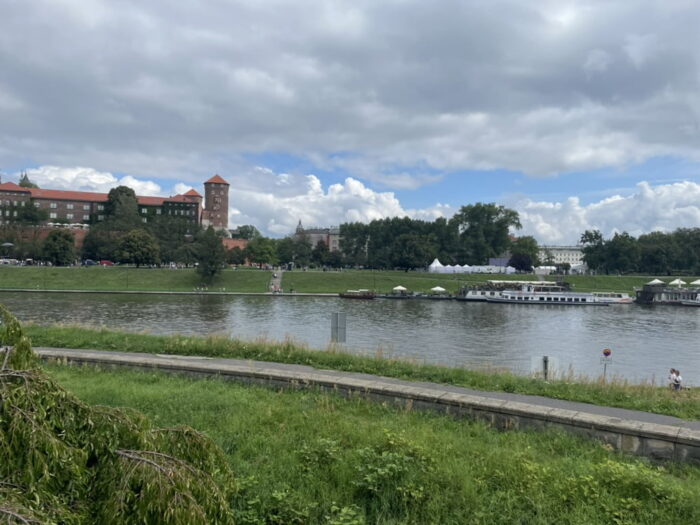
[2,291,699,384]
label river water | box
[1,291,697,384]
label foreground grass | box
[0,266,271,292]
[27,324,700,420]
[46,364,700,524]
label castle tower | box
[202,174,229,230]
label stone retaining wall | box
[38,349,700,464]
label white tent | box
[669,278,686,287]
[393,285,407,291]
[646,279,665,285]
[430,286,446,293]
[428,258,444,273]
[691,279,700,286]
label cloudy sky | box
[2,0,700,242]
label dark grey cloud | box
[1,0,700,183]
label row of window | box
[2,200,26,207]
[48,203,101,211]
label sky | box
[1,0,700,243]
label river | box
[1,291,697,384]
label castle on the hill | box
[0,174,229,230]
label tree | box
[42,229,75,266]
[227,246,246,265]
[339,222,369,267]
[231,224,261,240]
[16,199,49,225]
[0,305,236,523]
[449,203,521,264]
[245,236,277,266]
[510,236,540,266]
[105,186,140,229]
[195,227,226,282]
[508,252,534,272]
[311,240,330,266]
[391,233,437,270]
[117,229,160,267]
[579,230,605,273]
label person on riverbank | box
[674,370,683,391]
[669,368,678,390]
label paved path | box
[36,346,699,430]
[269,270,283,293]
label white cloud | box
[19,166,163,196]
[516,181,700,244]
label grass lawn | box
[0,266,272,292]
[27,325,700,420]
[47,364,700,524]
[282,269,534,294]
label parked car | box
[83,259,97,266]
[99,260,115,266]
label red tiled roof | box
[165,194,198,203]
[1,183,204,207]
[138,196,166,206]
[0,182,31,193]
[205,174,229,185]
[29,188,109,202]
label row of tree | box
[580,229,700,275]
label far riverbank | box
[0,265,684,294]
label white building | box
[538,245,585,266]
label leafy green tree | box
[508,252,534,272]
[174,243,199,267]
[117,229,160,267]
[195,227,226,282]
[42,229,75,266]
[449,203,521,264]
[231,224,261,240]
[245,236,277,266]
[391,233,437,270]
[580,230,605,273]
[510,236,540,266]
[227,246,246,265]
[605,232,640,274]
[311,240,330,266]
[339,222,369,267]
[147,215,200,263]
[105,186,141,230]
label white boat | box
[591,292,634,304]
[485,283,609,306]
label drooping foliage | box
[0,304,236,524]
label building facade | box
[538,245,585,266]
[0,174,229,230]
[294,221,341,252]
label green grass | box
[0,266,691,294]
[46,364,700,524]
[283,269,535,294]
[0,266,272,292]
[26,324,700,420]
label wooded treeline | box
[581,229,700,274]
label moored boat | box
[339,289,376,299]
[485,282,608,305]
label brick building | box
[0,174,230,230]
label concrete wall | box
[37,348,700,464]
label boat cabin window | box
[539,297,545,301]
[581,298,586,302]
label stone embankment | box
[37,347,700,464]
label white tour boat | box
[485,282,610,306]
